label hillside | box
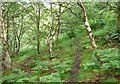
[0,1,119,83]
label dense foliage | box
[0,1,119,83]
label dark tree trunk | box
[16,37,20,54]
[37,21,40,54]
[36,4,40,55]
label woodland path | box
[64,38,81,83]
[65,38,101,83]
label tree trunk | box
[117,3,120,27]
[11,15,16,56]
[0,44,2,79]
[6,14,9,46]
[56,3,62,47]
[77,0,97,49]
[36,4,40,55]
[117,13,120,27]
[16,37,20,54]
[36,21,40,54]
[47,3,55,60]
[0,4,11,69]
[0,3,3,79]
[16,14,24,55]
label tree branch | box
[4,3,14,17]
[106,2,117,10]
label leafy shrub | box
[32,61,49,71]
[67,31,76,39]
[53,61,71,74]
[95,48,119,70]
[39,72,61,82]
[16,76,38,82]
[103,78,119,82]
[0,69,27,83]
[50,59,60,66]
[82,48,119,72]
[82,61,98,70]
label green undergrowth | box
[1,28,119,83]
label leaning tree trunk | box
[0,3,11,69]
[78,0,97,49]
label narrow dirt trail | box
[65,38,81,83]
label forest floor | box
[1,30,119,83]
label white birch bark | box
[0,3,11,69]
[78,0,97,49]
[47,3,55,59]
